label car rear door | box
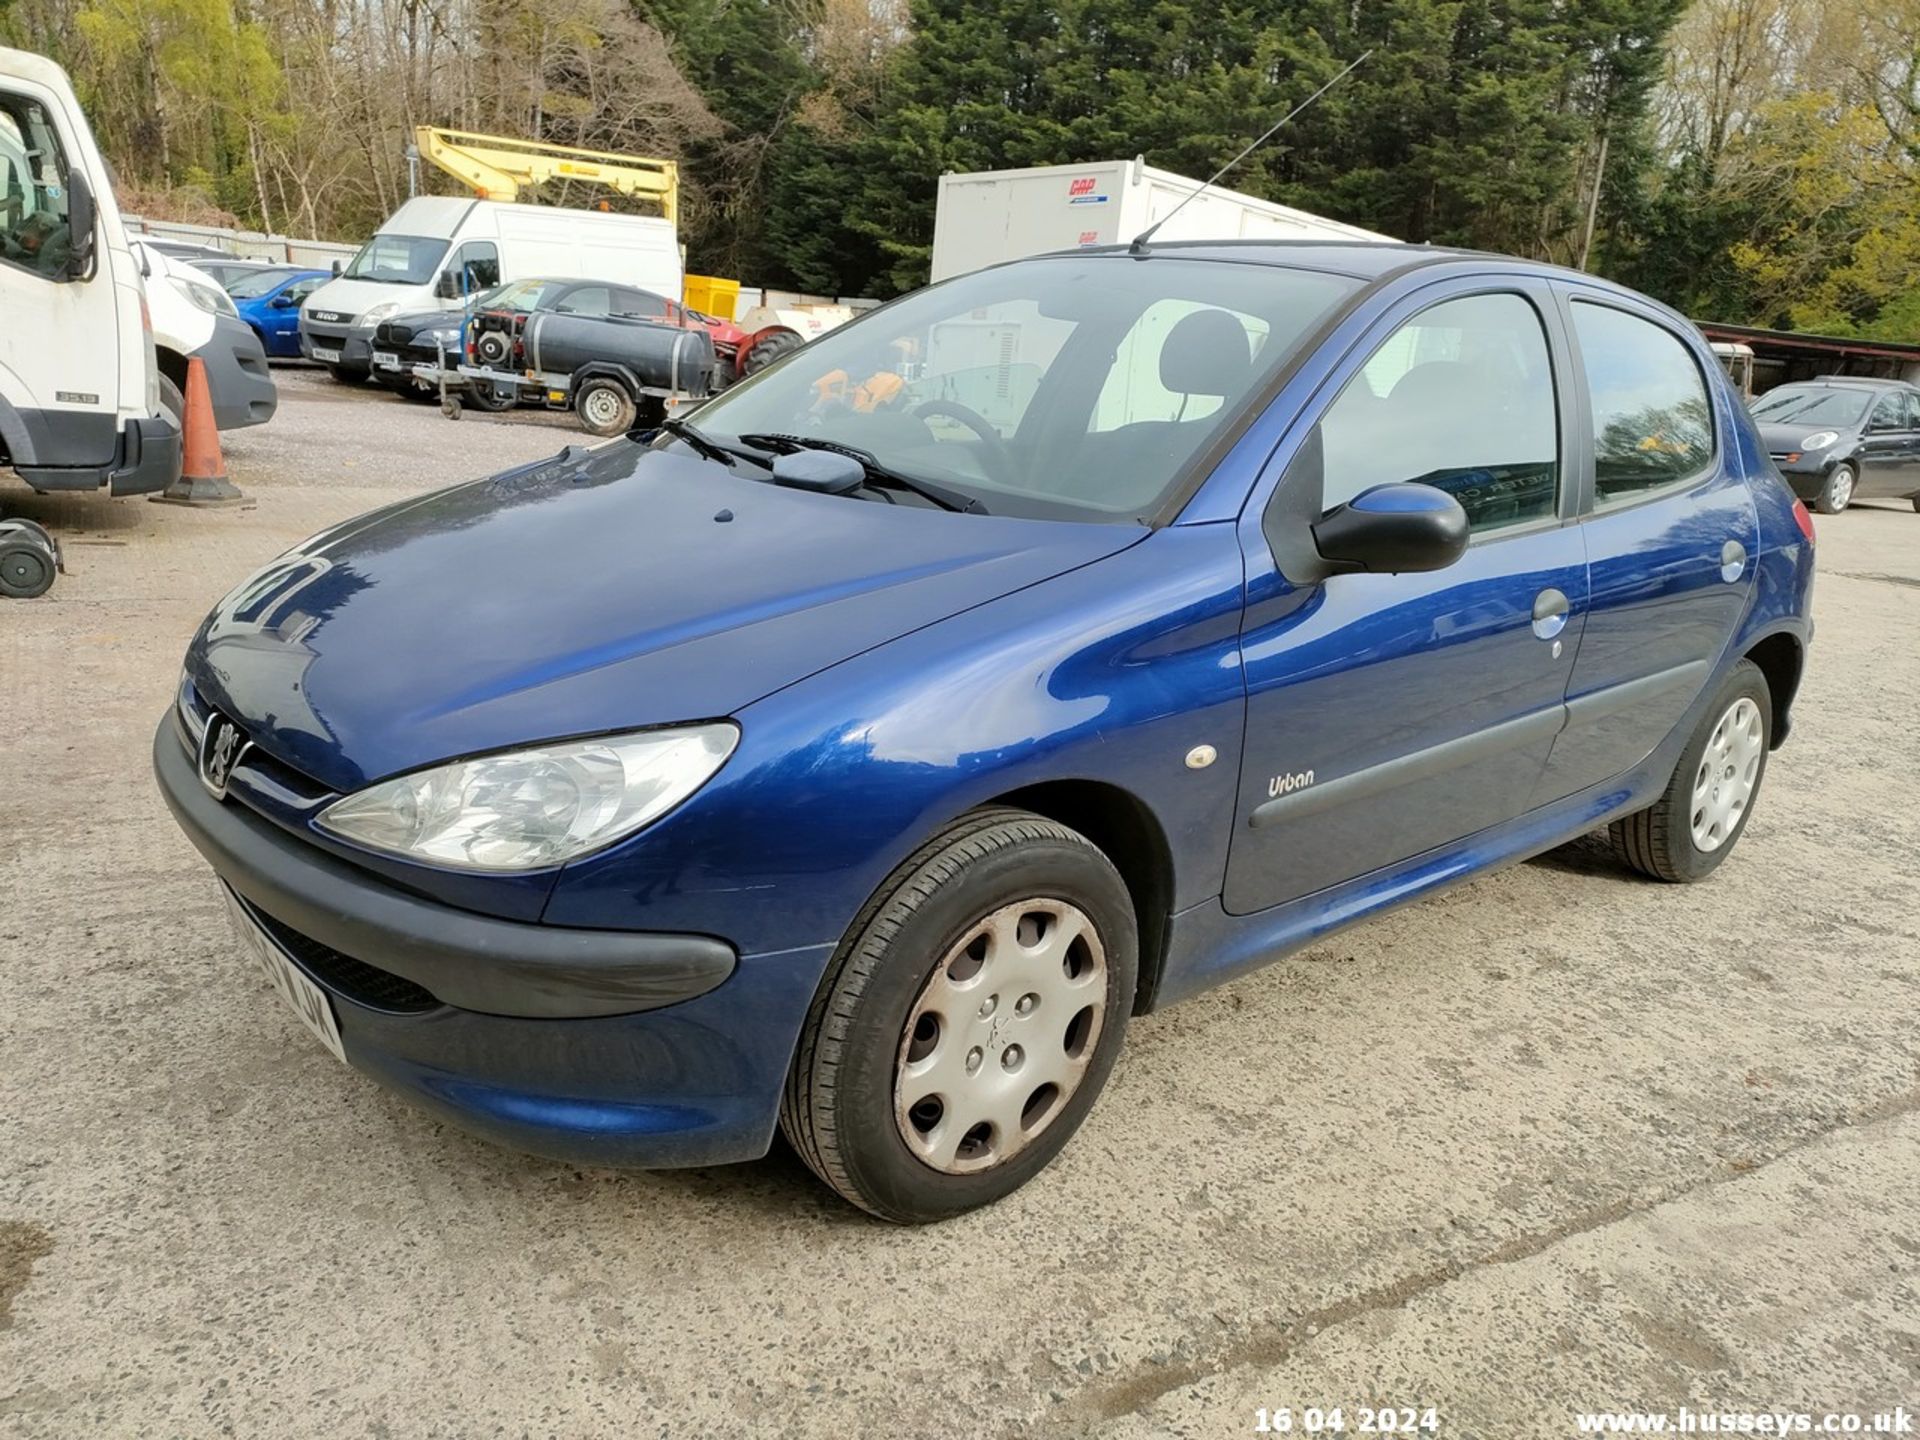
[1225,278,1589,915]
[1534,290,1758,800]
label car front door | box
[1855,390,1920,499]
[1225,280,1589,915]
[1535,292,1758,799]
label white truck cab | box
[300,195,683,381]
[0,46,181,496]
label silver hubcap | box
[584,390,623,425]
[895,899,1107,1174]
[1691,697,1764,853]
[1829,467,1855,509]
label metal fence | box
[117,214,882,319]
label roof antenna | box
[1129,49,1373,256]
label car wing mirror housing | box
[65,170,97,280]
[1311,482,1470,575]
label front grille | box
[246,900,441,1013]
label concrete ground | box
[2,369,1915,1438]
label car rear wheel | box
[1814,461,1856,515]
[780,808,1137,1223]
[1610,659,1771,883]
[574,377,636,436]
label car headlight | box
[316,724,739,872]
[356,301,401,330]
[1799,431,1839,451]
[428,327,462,344]
[175,276,238,317]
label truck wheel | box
[158,375,184,428]
[741,330,804,376]
[781,808,1137,1223]
[575,378,636,436]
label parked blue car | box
[156,242,1815,1222]
[230,267,332,359]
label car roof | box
[1057,236,1627,284]
[1769,376,1915,393]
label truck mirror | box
[434,271,460,299]
[331,259,343,276]
[65,170,97,280]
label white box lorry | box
[930,156,1391,282]
[299,195,684,383]
[0,46,182,499]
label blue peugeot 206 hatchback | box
[157,241,1816,1222]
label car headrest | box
[1159,308,1253,398]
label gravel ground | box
[2,367,1916,1438]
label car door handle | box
[1531,588,1569,640]
[1720,539,1747,582]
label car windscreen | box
[343,234,450,285]
[1750,387,1871,426]
[227,268,304,299]
[686,256,1362,523]
[484,279,565,313]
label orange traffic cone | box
[150,357,247,507]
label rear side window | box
[1319,292,1560,535]
[1571,303,1713,507]
[553,285,611,317]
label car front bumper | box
[153,716,834,1167]
[194,314,279,431]
[299,317,373,370]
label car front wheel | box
[1610,659,1771,882]
[781,808,1137,1223]
[1814,461,1856,515]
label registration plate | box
[224,892,347,1064]
[310,346,341,364]
[372,350,400,370]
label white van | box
[299,195,683,382]
[0,46,180,496]
[128,239,279,430]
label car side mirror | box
[434,271,460,299]
[1311,483,1470,575]
[270,293,297,308]
[65,170,97,280]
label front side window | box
[0,92,75,278]
[552,285,611,317]
[613,287,671,320]
[1868,393,1904,431]
[344,233,450,285]
[227,268,302,300]
[1572,302,1714,507]
[449,241,499,293]
[1317,292,1560,535]
[686,257,1359,523]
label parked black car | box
[1751,377,1920,514]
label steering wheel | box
[913,400,1013,475]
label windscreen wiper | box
[736,433,988,514]
[662,418,772,470]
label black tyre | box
[157,375,184,429]
[1910,496,1920,514]
[325,364,367,385]
[574,377,637,436]
[1813,461,1856,515]
[741,330,804,376]
[1610,659,1771,883]
[781,808,1138,1224]
[0,528,57,599]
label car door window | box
[1318,292,1560,535]
[611,287,669,320]
[554,286,611,317]
[1571,303,1714,508]
[0,92,75,278]
[1868,393,1903,432]
[447,241,499,295]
